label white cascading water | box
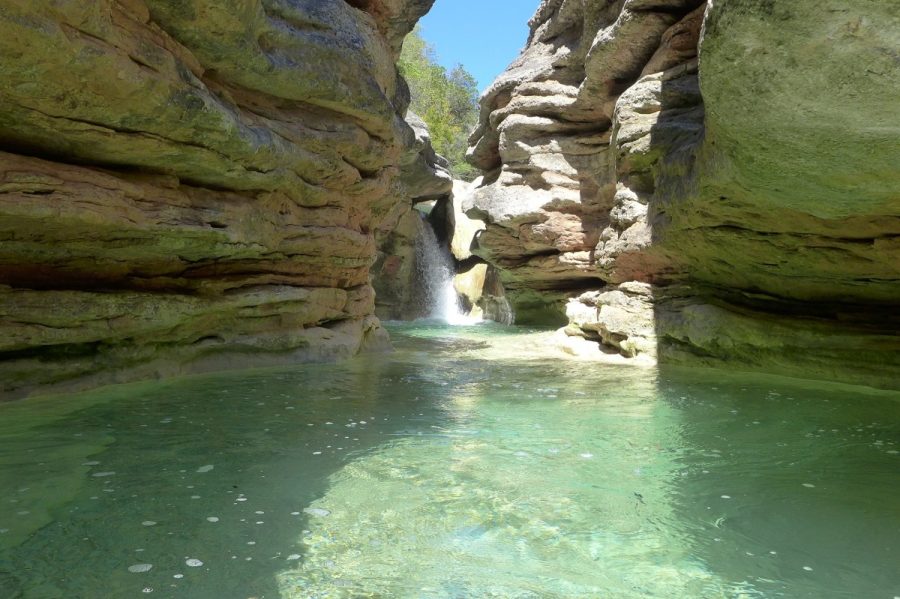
[415,218,479,325]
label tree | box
[399,27,480,181]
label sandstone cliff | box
[2,0,897,397]
[0,0,437,399]
[467,0,900,388]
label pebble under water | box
[0,323,898,598]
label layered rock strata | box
[0,0,436,399]
[466,0,708,324]
[467,0,900,388]
[653,0,900,388]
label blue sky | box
[418,0,542,92]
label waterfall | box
[415,218,478,325]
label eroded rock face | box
[0,0,436,399]
[466,0,706,323]
[469,0,900,388]
[662,0,900,303]
[450,180,513,324]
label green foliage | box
[399,27,480,181]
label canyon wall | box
[1,0,896,397]
[0,0,439,399]
[467,0,900,388]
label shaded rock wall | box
[468,0,900,388]
[652,0,900,388]
[0,0,436,399]
[371,112,453,320]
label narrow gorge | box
[0,2,898,597]
[1,0,897,399]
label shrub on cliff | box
[399,27,479,181]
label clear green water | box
[0,323,898,598]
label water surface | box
[1,323,898,598]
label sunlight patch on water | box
[276,372,729,598]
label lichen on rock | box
[0,0,436,399]
[466,0,900,389]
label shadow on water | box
[0,322,649,598]
[656,368,900,598]
[0,330,490,599]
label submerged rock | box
[127,564,153,574]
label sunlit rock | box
[466,0,900,387]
